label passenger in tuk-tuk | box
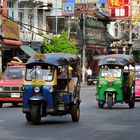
[57,65,79,93]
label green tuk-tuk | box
[96,54,135,109]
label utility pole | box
[82,13,86,83]
[55,0,58,34]
[0,2,2,74]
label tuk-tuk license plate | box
[105,76,116,81]
[11,93,20,97]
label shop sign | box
[108,0,131,19]
[86,28,102,40]
[107,0,124,8]
[2,20,19,40]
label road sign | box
[63,3,74,14]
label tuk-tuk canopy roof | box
[98,54,135,67]
[26,53,80,67]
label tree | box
[41,31,78,54]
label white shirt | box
[87,69,92,76]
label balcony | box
[20,30,44,42]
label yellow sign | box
[31,79,45,86]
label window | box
[46,17,65,34]
[4,68,24,79]
[19,9,24,30]
[7,0,14,20]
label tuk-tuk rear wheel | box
[98,101,104,108]
[25,113,31,122]
[71,105,80,122]
[31,104,41,125]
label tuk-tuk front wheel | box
[71,105,80,122]
[31,104,41,125]
[107,95,113,109]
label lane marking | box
[0,120,6,123]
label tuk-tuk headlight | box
[49,87,55,92]
[0,87,3,92]
[34,86,40,93]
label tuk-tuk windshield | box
[101,68,121,78]
[25,65,54,81]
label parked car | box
[0,63,25,107]
[134,71,140,99]
[87,74,98,85]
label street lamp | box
[82,13,86,83]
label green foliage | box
[41,31,78,54]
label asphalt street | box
[1,85,140,140]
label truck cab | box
[0,63,25,107]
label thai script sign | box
[107,0,124,8]
[108,0,131,19]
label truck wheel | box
[0,102,3,108]
[87,81,91,85]
[98,101,104,108]
[12,102,18,107]
[25,113,31,122]
[31,104,41,125]
[107,95,113,109]
[71,105,80,122]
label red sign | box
[108,0,131,19]
[107,0,124,9]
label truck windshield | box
[5,68,24,79]
[101,69,121,78]
[26,65,54,81]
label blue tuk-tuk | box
[22,53,81,125]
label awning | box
[1,39,22,46]
[19,45,38,57]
